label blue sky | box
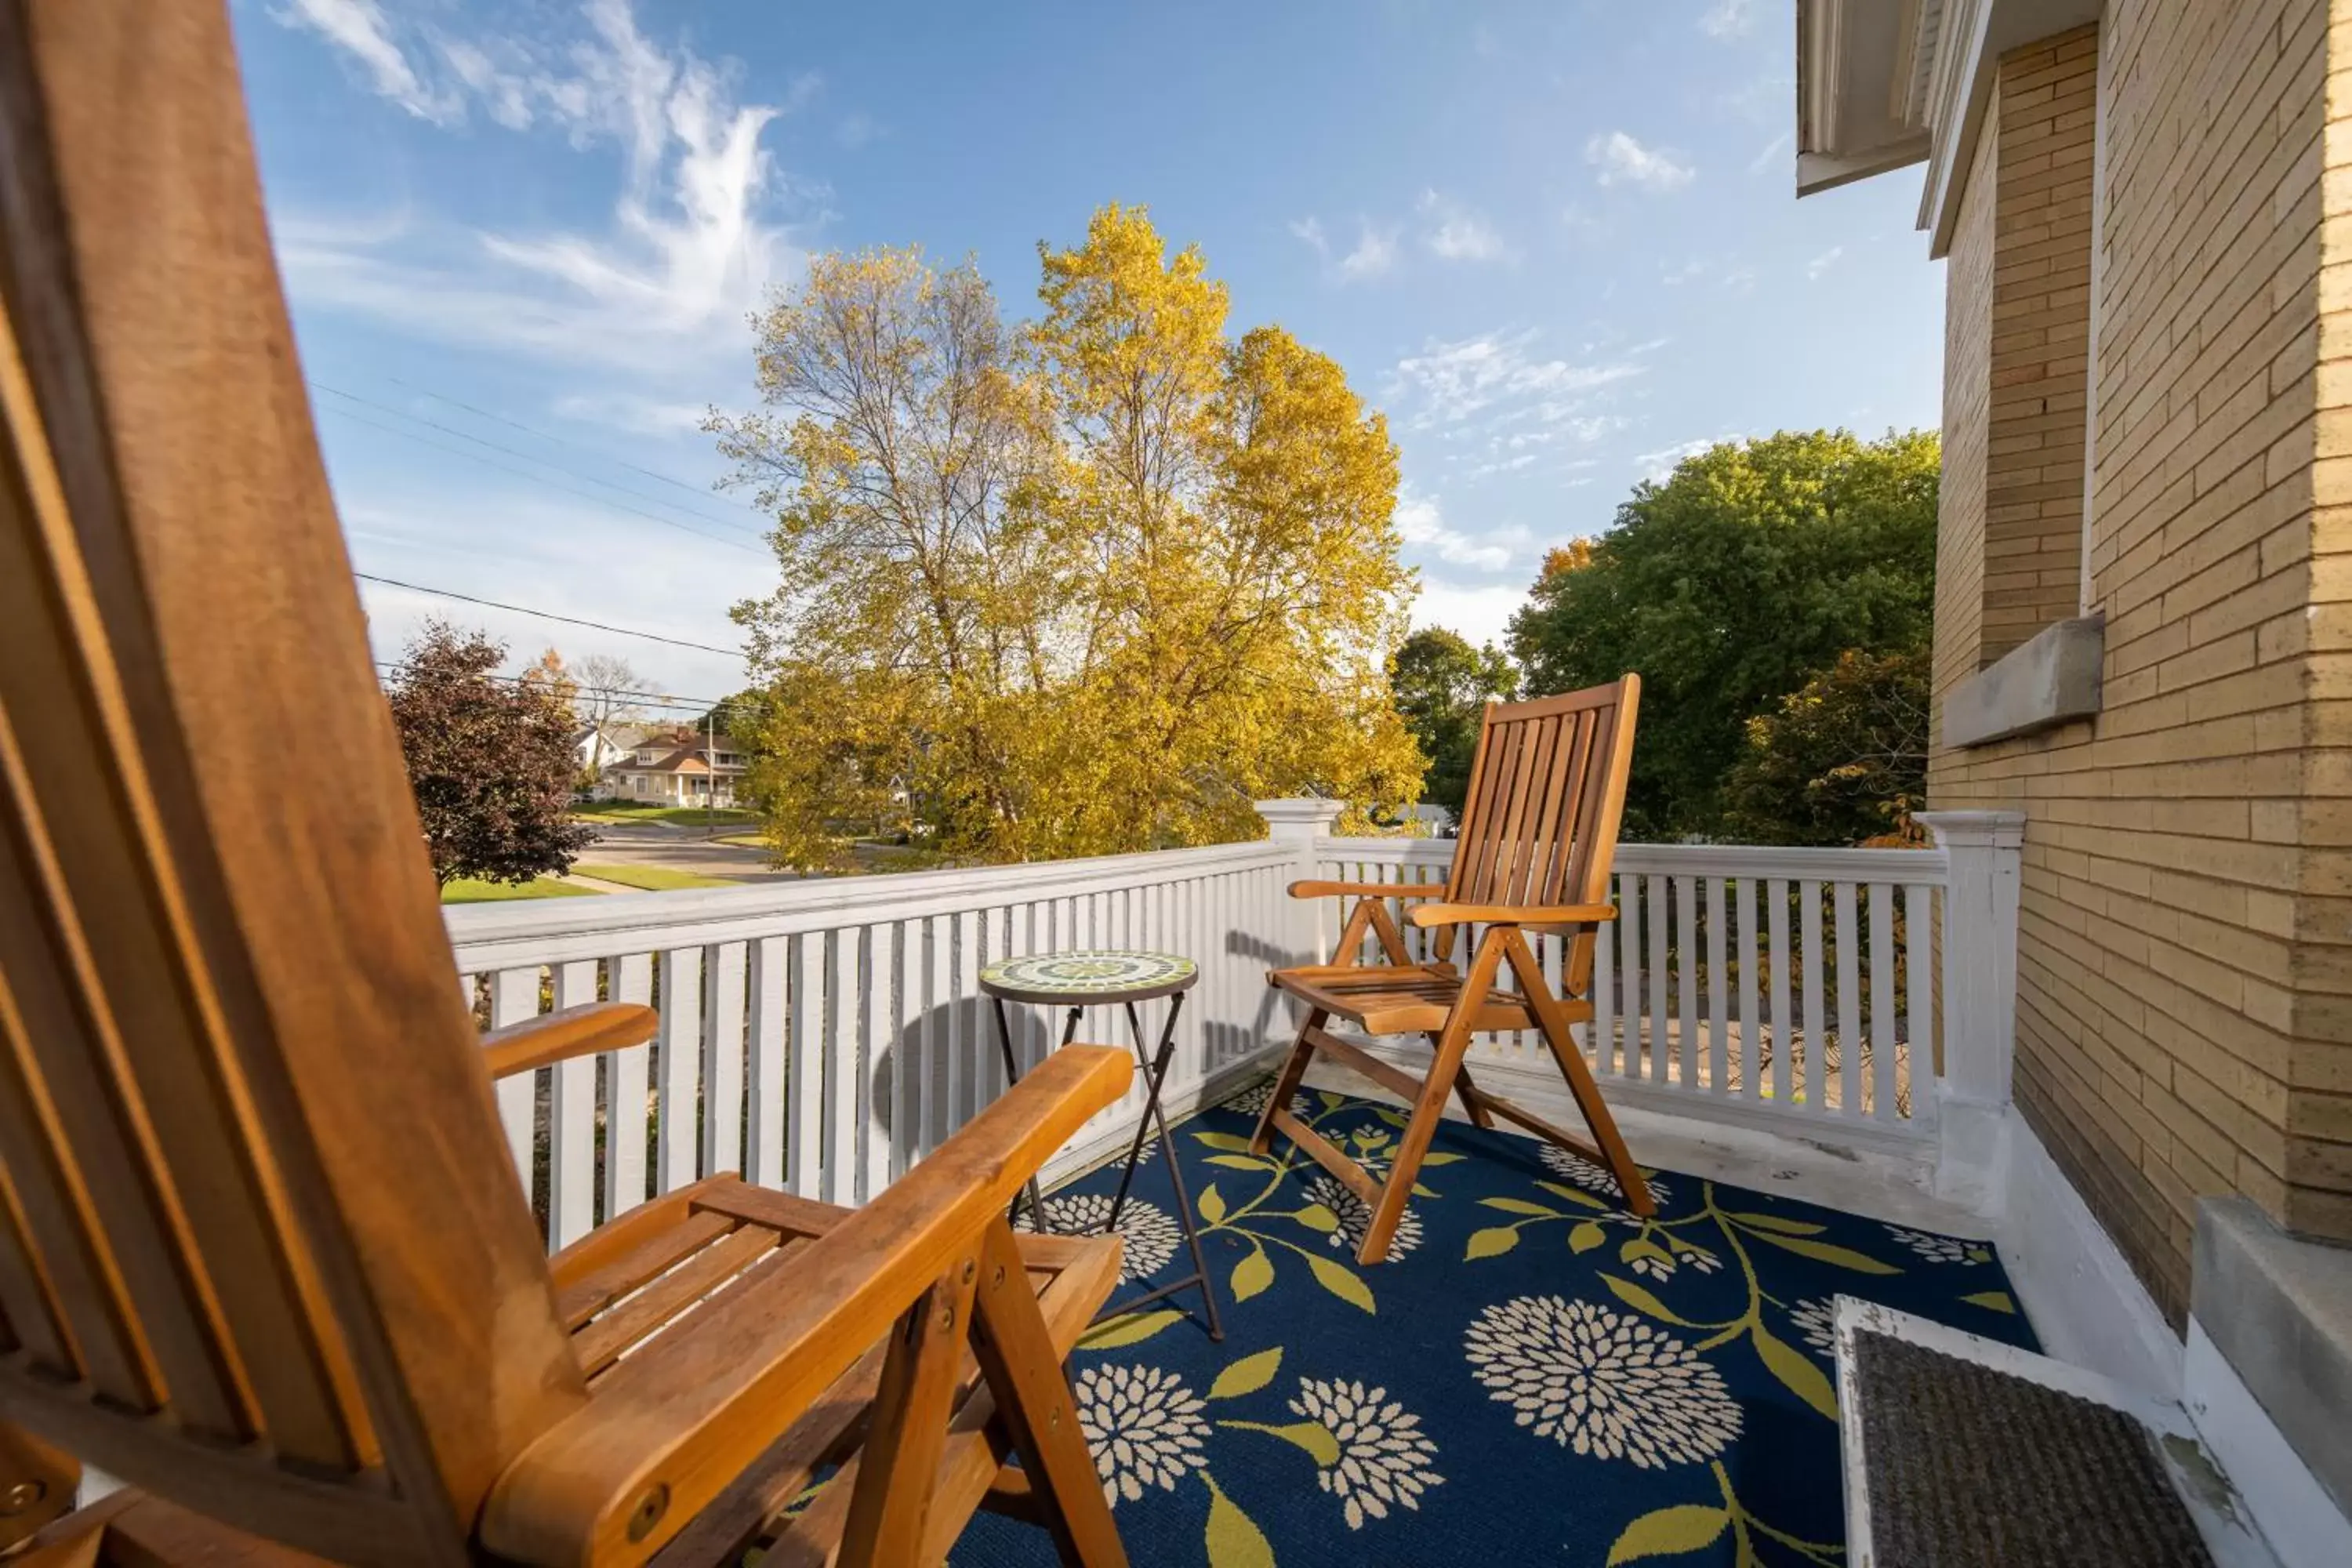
[236,0,1942,710]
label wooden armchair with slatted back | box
[1251,679,1654,1264]
[0,5,1132,1565]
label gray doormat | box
[1854,1328,2216,1568]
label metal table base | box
[993,993,1224,1342]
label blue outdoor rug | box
[955,1078,2037,1567]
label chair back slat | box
[1446,678,1641,990]
[0,5,585,1562]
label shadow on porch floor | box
[954,1080,2035,1567]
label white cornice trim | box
[1918,0,2102,258]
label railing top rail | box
[445,836,1293,970]
[1312,835,1951,884]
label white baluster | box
[790,931,824,1195]
[1799,880,1824,1110]
[1835,881,1860,1117]
[489,968,538,1197]
[1705,877,1727,1095]
[1646,873,1668,1084]
[746,936,786,1187]
[1735,876,1758,1100]
[606,953,652,1216]
[701,942,746,1176]
[550,960,598,1247]
[1675,875,1698,1088]
[827,925,860,1203]
[657,947,703,1192]
[1869,884,1897,1121]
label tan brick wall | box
[1936,111,1994,730]
[1930,0,2343,1324]
[1982,32,2096,661]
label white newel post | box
[1917,809,2026,1214]
[1255,798,1344,969]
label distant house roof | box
[608,730,746,775]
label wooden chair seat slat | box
[572,1224,784,1379]
[1254,677,1653,1264]
[554,1211,739,1332]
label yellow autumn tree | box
[713,207,1421,869]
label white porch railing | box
[1305,835,1948,1148]
[448,805,2024,1249]
[448,840,1304,1249]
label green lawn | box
[573,801,758,827]
[568,862,738,892]
[441,876,602,905]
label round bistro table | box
[976,949,1223,1340]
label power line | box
[383,377,768,519]
[354,572,746,658]
[314,401,768,556]
[311,379,770,539]
[369,664,731,713]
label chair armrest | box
[481,1044,1134,1566]
[1287,880,1444,900]
[1406,902,1617,929]
[481,1001,659,1079]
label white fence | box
[451,807,2022,1248]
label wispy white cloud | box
[1700,0,1756,40]
[550,391,713,437]
[1396,489,1526,572]
[1417,191,1517,263]
[1634,435,1741,482]
[269,0,808,379]
[1806,245,1846,280]
[1559,202,1613,246]
[1748,131,1792,174]
[1388,328,1642,430]
[278,0,459,122]
[1291,215,1399,281]
[1585,131,1695,193]
[1340,225,1400,280]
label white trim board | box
[1994,1105,2185,1399]
[2183,1322,2352,1568]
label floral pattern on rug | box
[953,1080,2034,1566]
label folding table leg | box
[1089,996,1222,1340]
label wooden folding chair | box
[0,6,1131,1564]
[1252,679,1654,1265]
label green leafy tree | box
[1722,647,1930,846]
[386,621,592,886]
[1509,430,1936,837]
[1390,628,1517,819]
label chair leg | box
[1500,928,1654,1217]
[1354,929,1508,1265]
[838,1250,983,1562]
[1248,1007,1323,1156]
[1446,1047,1496,1129]
[970,1218,1128,1568]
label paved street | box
[577,819,804,884]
